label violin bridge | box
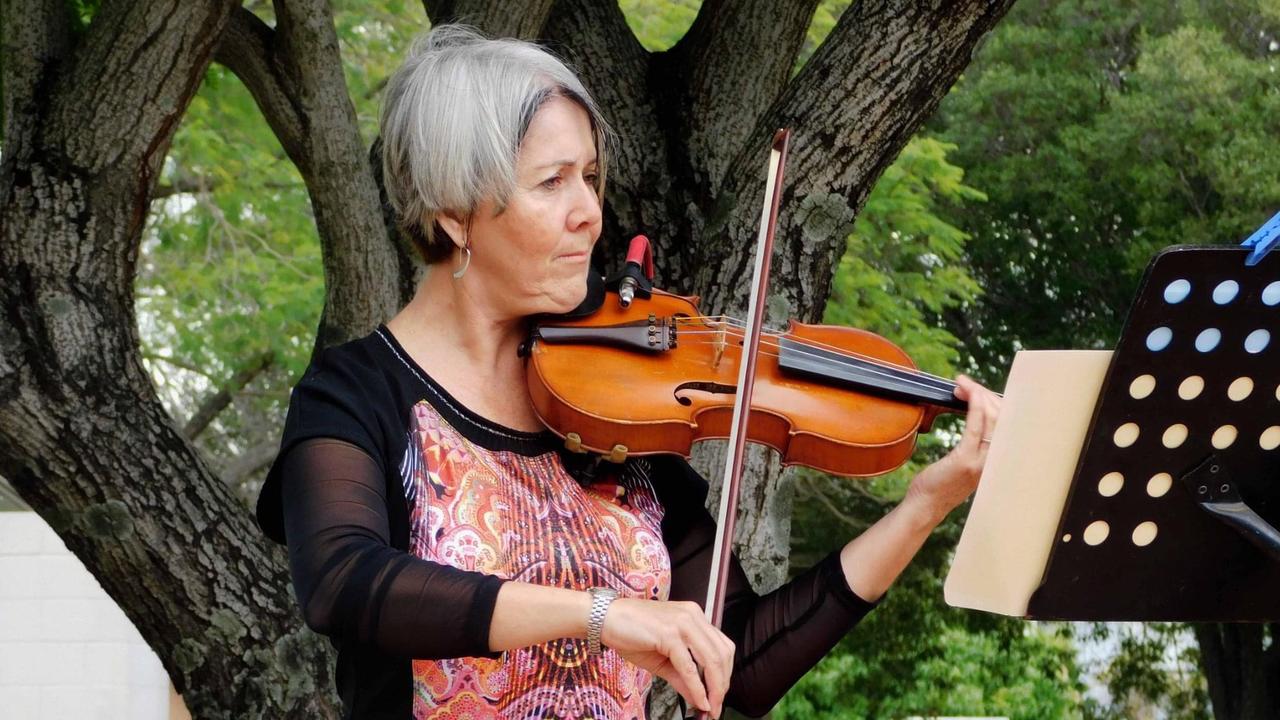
[712,316,727,370]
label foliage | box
[1084,624,1209,720]
[618,0,699,51]
[929,1,1280,717]
[781,125,1086,718]
[777,625,1083,720]
[932,0,1280,376]
[825,136,986,382]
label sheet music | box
[945,350,1112,616]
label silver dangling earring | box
[452,241,471,279]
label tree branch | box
[369,138,425,302]
[702,0,1017,322]
[214,7,308,168]
[656,0,822,193]
[141,350,219,379]
[153,174,222,199]
[46,1,235,201]
[0,1,344,715]
[182,349,275,441]
[423,0,555,38]
[220,438,280,492]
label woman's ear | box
[436,210,468,249]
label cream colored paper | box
[944,350,1113,616]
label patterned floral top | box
[404,398,669,718]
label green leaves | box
[934,0,1280,374]
[824,136,984,382]
[775,625,1084,720]
[618,0,700,51]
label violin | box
[525,286,967,477]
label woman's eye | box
[541,175,562,189]
[584,173,599,186]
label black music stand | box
[1026,246,1280,621]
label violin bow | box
[698,129,790,714]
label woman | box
[256,25,1001,720]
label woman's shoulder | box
[301,325,395,384]
[288,324,423,415]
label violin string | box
[673,335,958,398]
[669,314,957,386]
[666,315,958,388]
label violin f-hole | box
[674,381,738,406]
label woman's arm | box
[490,583,733,716]
[281,438,506,658]
[839,374,1001,601]
[662,376,1002,716]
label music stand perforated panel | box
[1027,246,1280,621]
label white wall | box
[0,511,189,720]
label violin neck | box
[776,337,967,414]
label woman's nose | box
[569,176,602,231]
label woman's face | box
[450,94,602,318]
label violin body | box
[527,288,954,477]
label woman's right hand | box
[600,598,735,718]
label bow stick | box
[698,128,791,717]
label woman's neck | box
[393,265,525,372]
[386,265,545,429]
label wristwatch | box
[586,587,619,656]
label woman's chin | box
[523,280,591,317]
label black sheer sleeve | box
[655,457,878,717]
[280,437,506,660]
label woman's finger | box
[664,638,711,713]
[979,386,1001,445]
[685,620,732,717]
[652,658,701,715]
[956,377,989,453]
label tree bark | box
[0,1,1016,717]
[424,0,556,39]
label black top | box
[257,324,877,718]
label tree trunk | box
[1197,624,1278,720]
[0,1,339,717]
[1,1,1016,717]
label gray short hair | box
[380,25,611,264]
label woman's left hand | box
[902,374,1002,525]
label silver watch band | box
[586,588,619,656]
